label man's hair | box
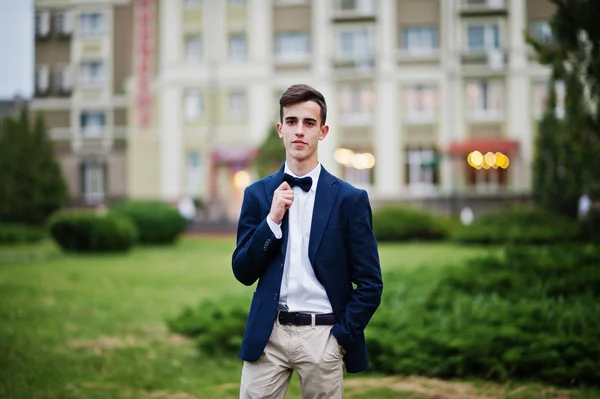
[279,84,327,126]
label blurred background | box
[2,1,600,399]
[1,0,563,226]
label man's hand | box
[268,182,293,224]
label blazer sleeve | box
[331,189,383,349]
[231,185,282,286]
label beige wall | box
[397,0,441,47]
[273,5,311,32]
[35,40,70,66]
[527,0,555,22]
[114,108,127,126]
[107,151,127,197]
[113,3,134,94]
[41,110,70,128]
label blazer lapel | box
[309,167,339,265]
[264,164,285,208]
[263,164,289,258]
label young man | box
[232,84,383,398]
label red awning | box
[445,139,519,156]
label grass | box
[0,237,598,399]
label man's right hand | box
[268,182,294,224]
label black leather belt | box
[277,311,336,326]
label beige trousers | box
[240,321,344,399]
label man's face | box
[276,101,329,164]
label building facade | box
[127,0,560,221]
[32,0,133,206]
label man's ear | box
[276,123,283,139]
[319,124,329,141]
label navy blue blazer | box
[231,164,383,373]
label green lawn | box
[0,237,597,399]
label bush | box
[166,295,249,356]
[367,245,600,387]
[451,207,580,245]
[372,206,455,242]
[48,210,137,253]
[111,200,186,245]
[0,224,47,245]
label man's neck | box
[286,158,319,177]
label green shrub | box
[452,207,580,245]
[372,206,455,242]
[367,245,600,387]
[111,200,186,245]
[166,295,249,356]
[48,210,137,253]
[0,224,47,245]
[580,209,600,243]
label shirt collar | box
[284,162,321,193]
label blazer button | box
[274,293,279,301]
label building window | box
[185,0,203,7]
[81,161,107,204]
[185,35,201,62]
[531,20,553,44]
[80,111,106,136]
[403,26,437,54]
[229,91,247,119]
[466,163,508,191]
[53,10,73,36]
[54,65,73,94]
[275,32,310,61]
[79,12,105,36]
[35,65,50,94]
[404,85,438,122]
[405,148,438,193]
[185,91,204,121]
[533,81,565,119]
[229,33,247,60]
[465,80,504,120]
[337,29,373,62]
[275,0,308,4]
[80,61,104,85]
[35,11,50,37]
[340,85,374,123]
[187,152,204,198]
[467,23,500,52]
[336,0,374,13]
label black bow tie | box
[283,173,312,192]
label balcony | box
[332,55,375,74]
[459,0,507,15]
[397,49,441,65]
[332,0,375,22]
[461,48,508,74]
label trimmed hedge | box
[167,244,600,388]
[48,210,137,253]
[111,200,186,245]
[167,295,249,356]
[0,224,47,245]
[367,245,600,387]
[372,206,455,242]
[451,207,580,245]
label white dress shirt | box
[266,163,333,314]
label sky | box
[0,0,33,99]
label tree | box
[0,107,68,226]
[528,0,600,217]
[253,125,285,179]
